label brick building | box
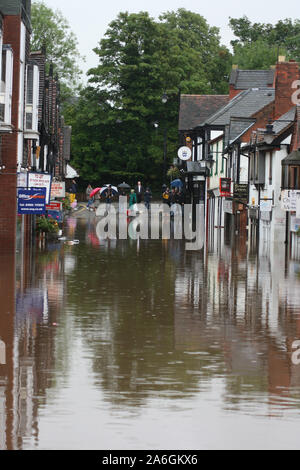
[0,0,31,253]
[0,0,71,253]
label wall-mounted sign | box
[17,172,28,188]
[234,183,248,202]
[51,182,65,199]
[28,173,52,204]
[223,199,233,214]
[260,200,272,212]
[220,178,231,197]
[281,190,300,212]
[178,146,192,161]
[291,216,300,233]
[18,188,46,215]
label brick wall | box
[274,60,300,119]
[0,15,21,253]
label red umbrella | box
[90,187,101,198]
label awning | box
[66,164,79,179]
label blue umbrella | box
[171,179,183,188]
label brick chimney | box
[274,58,300,119]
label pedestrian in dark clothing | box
[70,180,78,194]
[135,181,144,203]
[144,187,152,210]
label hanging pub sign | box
[28,173,52,204]
[18,188,47,215]
[220,178,231,197]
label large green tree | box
[31,1,83,98]
[68,9,231,187]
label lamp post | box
[161,93,168,184]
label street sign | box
[51,182,65,199]
[18,188,46,215]
[178,146,192,161]
[281,190,300,212]
[46,201,62,212]
[28,173,52,204]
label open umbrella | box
[90,187,101,198]
[118,182,131,190]
[100,186,118,196]
[171,179,184,189]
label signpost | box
[17,188,46,215]
[28,173,52,204]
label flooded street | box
[1,215,300,450]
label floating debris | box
[64,240,80,246]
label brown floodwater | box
[1,215,300,450]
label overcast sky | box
[43,0,299,79]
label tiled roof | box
[204,88,275,127]
[178,94,229,131]
[229,69,275,90]
[272,107,296,134]
[225,117,256,144]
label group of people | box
[85,182,185,214]
[128,183,153,211]
[162,186,184,208]
[85,182,153,212]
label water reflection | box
[0,219,300,448]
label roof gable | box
[204,88,275,127]
[229,69,275,90]
[178,94,229,131]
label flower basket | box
[36,216,59,235]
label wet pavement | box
[1,215,300,449]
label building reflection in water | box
[1,218,300,448]
[0,238,66,449]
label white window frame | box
[0,47,13,126]
[25,64,39,132]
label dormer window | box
[0,45,13,130]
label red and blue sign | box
[18,188,47,215]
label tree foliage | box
[229,16,300,68]
[31,1,83,98]
[67,9,232,187]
